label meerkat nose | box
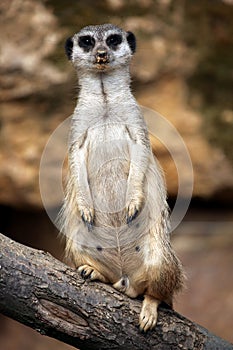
[95,48,108,63]
[97,50,107,58]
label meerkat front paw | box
[126,198,141,224]
[78,265,109,283]
[139,295,160,332]
[79,206,95,231]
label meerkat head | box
[65,24,136,72]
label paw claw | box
[139,296,159,332]
[79,265,93,280]
[126,209,139,224]
[80,208,94,230]
[139,313,157,332]
[126,198,141,225]
[78,265,109,283]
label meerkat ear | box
[65,36,73,60]
[126,31,136,54]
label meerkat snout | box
[95,48,109,64]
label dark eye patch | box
[78,35,95,51]
[106,34,122,49]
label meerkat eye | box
[106,34,122,49]
[78,35,95,51]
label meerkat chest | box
[86,122,132,172]
[87,122,131,145]
[81,123,132,222]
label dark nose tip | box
[97,50,107,58]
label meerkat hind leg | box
[78,264,109,283]
[139,295,161,332]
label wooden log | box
[0,232,232,350]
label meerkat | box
[59,23,184,332]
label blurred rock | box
[0,0,232,208]
[0,0,66,101]
[0,0,69,207]
[138,78,233,198]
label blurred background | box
[0,0,232,348]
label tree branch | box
[0,232,232,350]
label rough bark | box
[0,232,232,350]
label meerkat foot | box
[139,295,161,332]
[113,276,138,298]
[78,264,109,282]
[79,207,94,231]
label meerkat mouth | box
[95,59,110,70]
[96,56,109,64]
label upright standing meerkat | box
[60,23,184,332]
